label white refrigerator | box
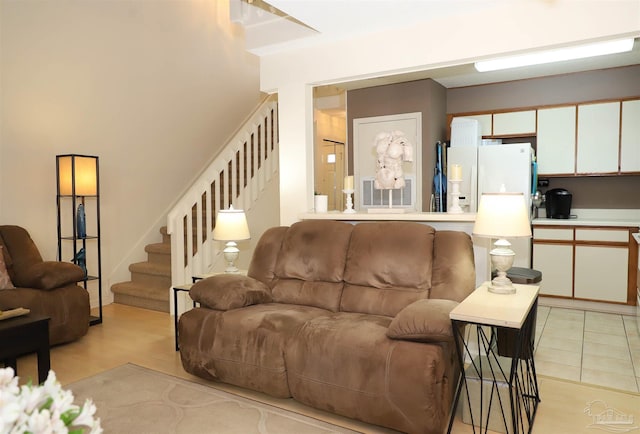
[448,142,534,268]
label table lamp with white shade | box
[213,205,250,273]
[473,192,532,294]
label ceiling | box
[234,0,640,90]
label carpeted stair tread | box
[110,226,172,312]
[111,281,169,312]
[160,226,170,244]
[111,281,168,302]
[129,261,171,276]
[145,243,171,255]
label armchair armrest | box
[17,261,85,290]
[190,273,272,311]
[386,299,459,343]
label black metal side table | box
[447,283,541,434]
[173,284,195,351]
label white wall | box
[0,1,261,296]
[277,82,313,225]
[259,0,640,224]
[314,109,346,211]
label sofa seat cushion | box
[179,303,331,398]
[286,312,458,434]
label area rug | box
[67,364,361,434]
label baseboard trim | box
[538,296,636,316]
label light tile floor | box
[534,306,640,393]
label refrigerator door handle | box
[470,165,477,212]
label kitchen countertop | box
[532,218,640,228]
[300,209,640,228]
[299,211,476,222]
[533,208,640,228]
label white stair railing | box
[167,95,278,313]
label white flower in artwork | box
[373,130,413,189]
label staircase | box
[111,227,172,312]
[110,95,278,314]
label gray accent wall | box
[347,79,447,211]
[447,65,640,113]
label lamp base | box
[488,277,517,294]
[223,241,240,274]
[489,238,517,295]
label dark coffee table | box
[0,314,51,383]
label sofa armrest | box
[386,299,459,343]
[190,274,272,311]
[17,261,85,290]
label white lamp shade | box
[473,193,532,239]
[213,206,250,241]
[58,155,98,196]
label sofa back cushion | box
[271,220,353,312]
[341,222,434,317]
[430,230,476,302]
[0,225,44,286]
[247,226,288,287]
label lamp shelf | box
[56,154,103,326]
[61,235,99,241]
[82,275,99,282]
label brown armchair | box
[0,225,90,345]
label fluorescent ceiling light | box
[475,38,635,72]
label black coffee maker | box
[545,188,572,219]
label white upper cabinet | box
[537,106,576,175]
[451,98,637,176]
[452,114,493,137]
[493,110,536,136]
[620,99,640,173]
[576,102,620,174]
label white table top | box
[450,282,539,329]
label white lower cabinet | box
[574,245,628,303]
[533,243,573,297]
[533,225,633,304]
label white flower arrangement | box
[0,367,102,434]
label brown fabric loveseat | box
[0,225,90,345]
[179,220,475,434]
